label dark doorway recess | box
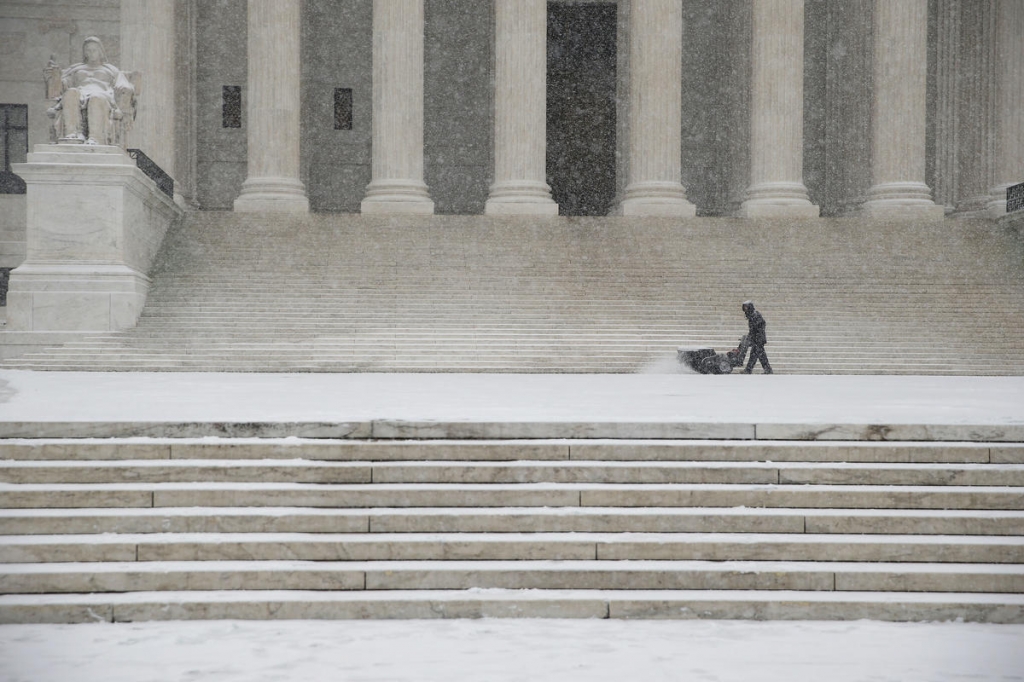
[547,3,617,216]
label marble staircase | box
[1,424,1023,623]
[2,213,1022,373]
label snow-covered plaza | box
[1,370,1023,680]
[1,370,1022,426]
[2,617,1023,682]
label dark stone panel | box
[804,0,828,213]
[197,161,246,209]
[0,267,10,306]
[428,164,491,215]
[196,0,247,209]
[547,2,617,217]
[824,0,873,215]
[305,163,371,214]
[681,1,721,215]
[425,0,493,214]
[302,0,373,212]
[682,0,749,217]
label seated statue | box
[45,37,137,147]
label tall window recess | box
[334,88,353,130]
[0,104,28,194]
[222,86,242,128]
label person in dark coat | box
[741,301,772,374]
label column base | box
[862,183,945,220]
[740,182,819,218]
[485,200,559,216]
[361,179,434,214]
[951,194,994,219]
[234,177,309,213]
[485,181,558,216]
[612,182,696,217]
[740,202,820,218]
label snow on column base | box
[233,177,309,213]
[613,182,696,217]
[360,200,436,215]
[361,179,435,215]
[740,182,819,218]
[485,180,558,216]
[862,183,945,220]
[739,201,820,219]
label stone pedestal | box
[6,145,182,332]
[485,0,557,216]
[614,0,695,217]
[234,0,309,213]
[740,0,819,219]
[361,0,434,214]
[863,0,944,220]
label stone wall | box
[424,0,493,215]
[301,0,372,213]
[680,0,750,216]
[195,0,246,209]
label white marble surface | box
[6,145,180,332]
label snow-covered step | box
[4,459,1024,486]
[4,507,1023,536]
[4,212,1020,374]
[3,589,1022,624]
[2,438,1014,463]
[4,482,1023,510]
[2,559,1022,594]
[3,532,1022,564]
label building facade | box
[0,0,1021,252]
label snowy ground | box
[1,370,1022,680]
[0,370,1022,424]
[1,619,1023,682]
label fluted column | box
[233,0,308,213]
[863,0,943,219]
[120,0,176,196]
[361,0,433,214]
[740,0,818,218]
[989,0,1024,218]
[955,0,997,215]
[485,0,557,215]
[615,0,695,216]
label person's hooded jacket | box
[743,302,767,346]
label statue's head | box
[82,37,107,65]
